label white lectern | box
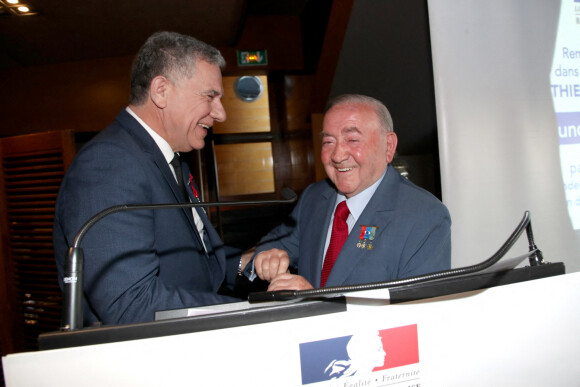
[3,264,579,386]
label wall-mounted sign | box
[237,50,268,66]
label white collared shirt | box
[126,107,174,166]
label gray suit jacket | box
[253,166,451,287]
[53,109,240,325]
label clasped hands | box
[253,248,314,291]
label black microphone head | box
[281,187,298,201]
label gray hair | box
[130,31,226,105]
[325,94,394,133]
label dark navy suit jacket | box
[254,166,451,287]
[53,109,240,325]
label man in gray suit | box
[53,31,244,326]
[244,94,451,290]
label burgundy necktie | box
[320,201,350,287]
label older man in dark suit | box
[246,94,451,290]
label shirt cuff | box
[243,253,259,281]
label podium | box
[3,263,580,386]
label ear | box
[149,75,170,109]
[385,132,398,164]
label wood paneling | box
[311,0,355,113]
[214,142,275,197]
[0,131,75,361]
[286,138,316,191]
[285,75,315,132]
[285,74,317,191]
[312,113,326,182]
[0,57,133,137]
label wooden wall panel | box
[286,139,316,192]
[0,130,75,360]
[0,57,133,137]
[312,113,325,182]
[285,75,314,132]
[214,142,274,197]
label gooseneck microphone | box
[61,188,298,331]
[247,210,545,303]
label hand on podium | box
[268,273,314,292]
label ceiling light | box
[0,0,37,16]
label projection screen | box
[427,0,580,272]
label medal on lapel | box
[357,225,378,250]
[189,173,206,214]
[189,173,199,200]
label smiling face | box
[160,60,226,152]
[321,103,397,198]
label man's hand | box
[267,273,314,291]
[254,248,290,282]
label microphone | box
[60,188,298,331]
[247,210,545,303]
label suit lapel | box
[117,110,197,232]
[324,167,400,287]
[182,161,218,258]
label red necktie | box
[320,201,350,287]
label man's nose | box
[211,99,226,122]
[331,141,349,163]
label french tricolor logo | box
[299,324,419,385]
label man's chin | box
[188,140,206,151]
[334,184,357,198]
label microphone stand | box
[60,189,298,331]
[248,210,545,303]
